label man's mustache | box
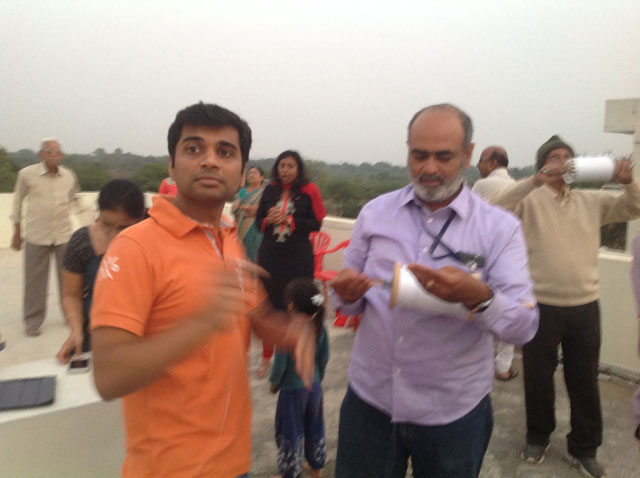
[196,170,225,182]
[418,173,445,184]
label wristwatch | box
[465,291,494,322]
[471,292,494,313]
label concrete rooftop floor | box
[1,247,639,477]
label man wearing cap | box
[472,146,518,381]
[330,104,538,478]
[491,135,640,477]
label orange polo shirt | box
[91,197,265,478]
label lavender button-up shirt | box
[332,184,538,426]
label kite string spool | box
[563,156,616,184]
[389,262,467,317]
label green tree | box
[67,161,112,191]
[10,148,38,169]
[0,147,17,192]
[133,162,170,192]
[305,159,328,185]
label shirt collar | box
[488,167,511,179]
[401,183,472,219]
[541,183,571,200]
[148,195,236,239]
[38,161,60,176]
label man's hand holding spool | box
[331,268,374,303]
[407,263,493,311]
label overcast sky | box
[1,0,639,168]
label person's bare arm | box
[11,223,21,251]
[10,171,26,251]
[57,270,86,364]
[330,268,374,303]
[92,320,220,400]
[244,204,259,217]
[249,300,316,388]
[92,268,247,400]
[265,206,285,225]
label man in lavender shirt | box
[330,104,539,478]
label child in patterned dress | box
[269,278,329,478]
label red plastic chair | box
[310,231,350,282]
[309,232,360,330]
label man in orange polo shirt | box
[91,102,316,478]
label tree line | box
[0,147,574,219]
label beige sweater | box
[491,177,640,306]
[472,167,515,200]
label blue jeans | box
[335,386,493,478]
[236,474,249,478]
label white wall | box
[2,192,639,376]
[598,251,640,375]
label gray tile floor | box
[1,248,638,477]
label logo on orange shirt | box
[100,255,120,280]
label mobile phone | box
[68,356,91,373]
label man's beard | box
[412,167,466,203]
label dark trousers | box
[335,386,493,478]
[258,244,314,361]
[275,382,326,478]
[523,301,603,458]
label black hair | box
[97,179,145,219]
[167,102,252,167]
[407,103,473,149]
[284,278,325,337]
[270,150,309,191]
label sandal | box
[496,367,519,381]
[302,462,322,478]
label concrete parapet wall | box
[598,251,640,375]
[1,192,639,376]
